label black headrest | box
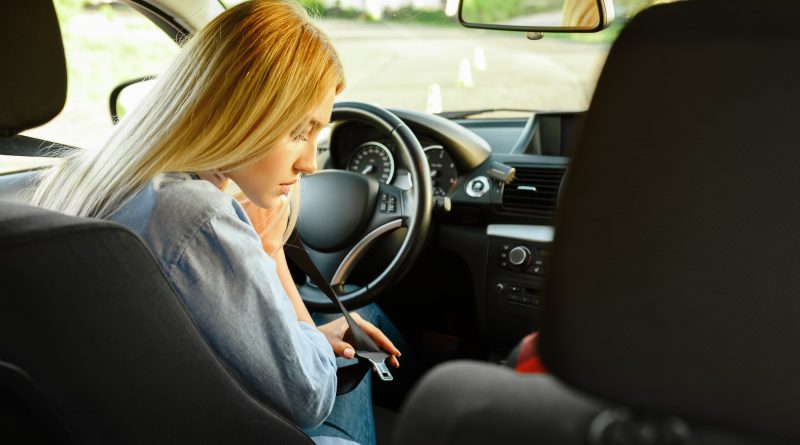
[542,0,800,441]
[0,0,67,137]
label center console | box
[485,224,553,349]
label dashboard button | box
[466,176,490,198]
[509,246,532,267]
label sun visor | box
[0,0,67,137]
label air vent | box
[501,166,566,222]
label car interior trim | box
[388,108,491,171]
[486,224,554,244]
[124,0,191,41]
[510,113,539,155]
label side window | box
[2,0,179,174]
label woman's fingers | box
[328,336,356,359]
[348,314,402,367]
[355,318,401,357]
[329,313,401,367]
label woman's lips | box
[279,180,296,195]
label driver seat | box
[0,1,313,443]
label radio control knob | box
[508,246,531,267]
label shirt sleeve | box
[165,205,337,429]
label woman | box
[32,1,400,444]
[562,0,601,28]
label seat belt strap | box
[284,231,393,395]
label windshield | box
[7,0,671,176]
[224,0,668,115]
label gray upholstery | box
[0,202,314,444]
[542,0,800,441]
[390,361,780,445]
[391,361,606,445]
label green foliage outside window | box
[461,0,564,24]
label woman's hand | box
[239,194,290,258]
[318,312,401,368]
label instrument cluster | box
[345,138,459,197]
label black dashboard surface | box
[322,111,576,229]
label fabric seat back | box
[542,0,800,441]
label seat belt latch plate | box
[367,357,394,382]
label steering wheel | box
[294,102,432,312]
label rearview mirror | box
[458,0,615,33]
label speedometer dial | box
[347,141,395,184]
[424,145,458,196]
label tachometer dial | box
[347,141,395,184]
[424,145,458,196]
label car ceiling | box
[129,0,223,33]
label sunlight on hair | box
[32,0,345,229]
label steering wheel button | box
[380,193,388,201]
[380,202,387,212]
[389,203,396,213]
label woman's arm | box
[238,187,400,365]
[169,205,337,428]
[237,195,314,324]
[274,247,314,325]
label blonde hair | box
[33,0,344,244]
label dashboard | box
[316,107,579,352]
[322,109,577,226]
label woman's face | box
[228,88,336,209]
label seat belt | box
[284,231,393,395]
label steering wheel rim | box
[294,102,432,312]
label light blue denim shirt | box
[109,173,340,432]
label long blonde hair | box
[32,0,345,241]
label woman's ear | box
[197,171,229,189]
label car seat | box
[0,1,315,443]
[391,1,800,444]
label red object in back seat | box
[514,332,548,374]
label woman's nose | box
[294,140,318,175]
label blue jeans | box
[304,303,405,445]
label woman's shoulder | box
[111,173,256,265]
[152,173,247,222]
